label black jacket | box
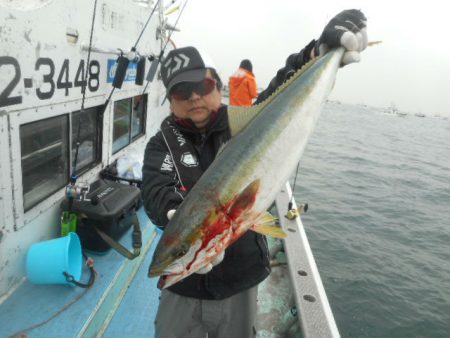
[142,107,271,299]
[142,41,316,299]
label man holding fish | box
[142,9,368,338]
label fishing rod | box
[61,0,99,235]
[284,41,382,220]
[140,0,189,96]
[63,0,164,260]
[133,0,162,50]
[285,163,308,220]
[99,0,163,117]
[65,0,164,206]
[64,0,99,208]
[66,0,186,209]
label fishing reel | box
[65,181,90,202]
[61,180,90,236]
[285,203,308,220]
[113,48,146,88]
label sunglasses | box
[170,78,217,101]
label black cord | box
[73,0,98,179]
[289,162,301,210]
[7,288,90,338]
[140,0,190,96]
[160,0,189,56]
[100,0,164,117]
[133,0,163,49]
[71,114,83,182]
[100,87,116,115]
[80,0,98,113]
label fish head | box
[149,236,205,289]
[148,206,234,289]
[148,179,263,288]
[148,226,200,277]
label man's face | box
[169,69,222,129]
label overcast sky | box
[168,0,450,117]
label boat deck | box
[0,213,295,338]
[1,184,337,338]
[256,237,301,338]
[0,209,161,338]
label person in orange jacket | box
[228,59,258,106]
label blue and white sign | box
[106,59,138,83]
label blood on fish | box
[186,180,261,271]
[186,207,231,270]
[228,180,260,220]
[162,234,179,247]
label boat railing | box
[275,182,340,338]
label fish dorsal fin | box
[227,55,321,137]
[228,105,262,137]
[250,211,286,239]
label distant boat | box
[415,113,426,118]
[384,103,399,115]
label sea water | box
[292,102,450,337]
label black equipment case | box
[61,179,142,257]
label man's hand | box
[196,251,225,274]
[317,9,367,66]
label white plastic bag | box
[116,154,143,180]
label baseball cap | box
[161,46,217,93]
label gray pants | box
[154,287,258,338]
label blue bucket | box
[26,232,82,285]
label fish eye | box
[175,243,189,258]
[176,249,186,258]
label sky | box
[167,0,450,117]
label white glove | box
[317,9,368,66]
[196,251,225,274]
[167,209,176,220]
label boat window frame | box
[0,114,14,232]
[20,114,70,212]
[71,106,103,175]
[112,94,147,154]
[8,97,106,229]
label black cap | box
[239,59,253,73]
[161,46,217,93]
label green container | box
[61,211,77,236]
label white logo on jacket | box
[160,154,174,172]
[180,152,198,167]
[170,126,186,147]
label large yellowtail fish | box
[149,48,345,288]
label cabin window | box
[71,106,102,174]
[112,94,146,153]
[20,115,69,211]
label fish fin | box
[228,106,263,136]
[255,211,278,226]
[251,212,286,238]
[228,53,324,137]
[251,224,287,239]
